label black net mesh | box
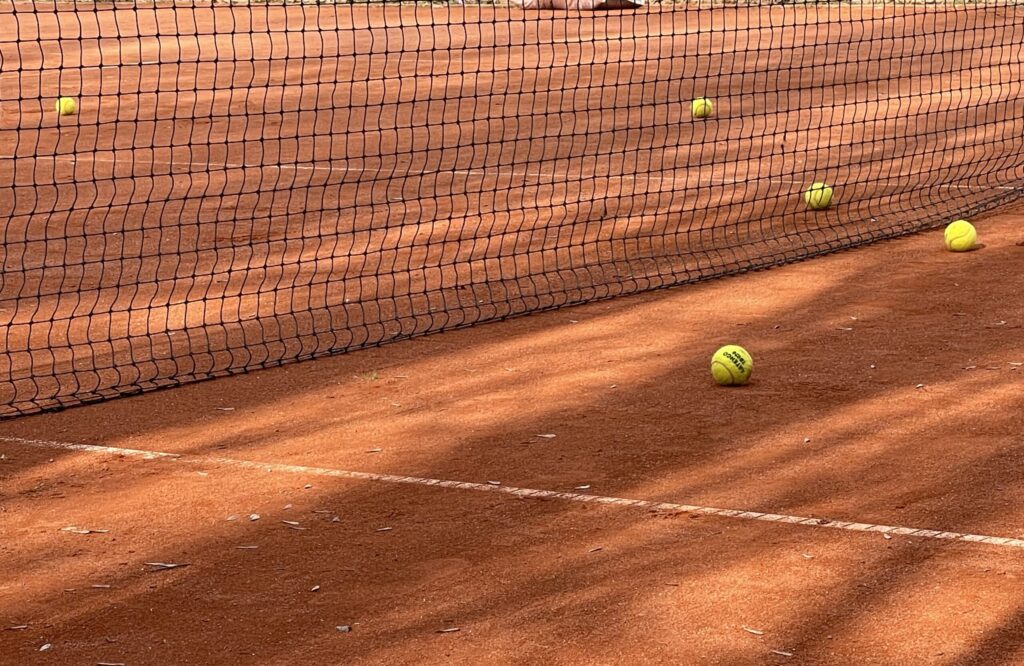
[1,1,1022,417]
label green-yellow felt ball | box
[944,219,977,252]
[804,182,833,210]
[691,97,713,119]
[711,344,753,386]
[56,97,77,116]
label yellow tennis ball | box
[804,182,833,210]
[691,97,713,119]
[944,219,977,252]
[55,97,77,116]
[711,345,753,386]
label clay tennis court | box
[1,208,1023,663]
[2,2,1024,664]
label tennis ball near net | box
[804,182,833,210]
[944,219,977,252]
[55,97,77,116]
[691,97,713,119]
[710,345,753,386]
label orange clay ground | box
[1,209,1023,665]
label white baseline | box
[3,433,1023,550]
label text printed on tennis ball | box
[723,351,747,370]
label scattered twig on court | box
[742,626,765,636]
[60,526,108,535]
[144,562,189,571]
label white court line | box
[2,154,1018,192]
[4,433,1024,550]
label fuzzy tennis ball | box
[55,97,77,116]
[691,97,713,119]
[944,219,977,252]
[804,182,833,210]
[710,345,753,386]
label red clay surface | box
[2,3,1023,414]
[1,208,1023,664]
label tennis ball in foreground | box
[711,345,753,386]
[804,182,833,210]
[691,97,713,119]
[944,219,977,252]
[55,97,77,116]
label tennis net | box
[1,1,1022,416]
